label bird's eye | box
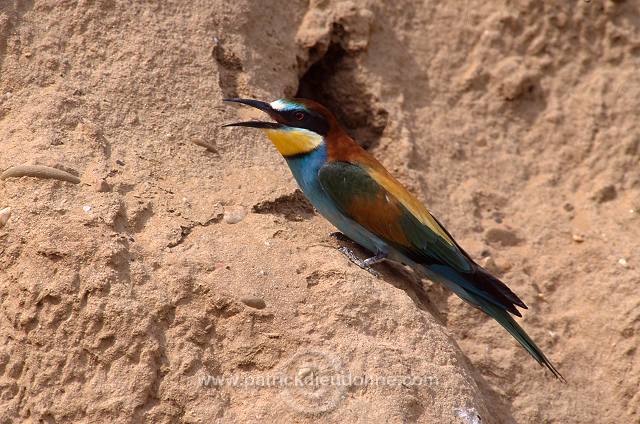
[295,112,305,121]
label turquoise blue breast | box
[284,145,387,255]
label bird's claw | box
[338,246,381,278]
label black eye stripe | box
[282,109,329,136]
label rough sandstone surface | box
[0,1,639,423]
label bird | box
[223,97,564,381]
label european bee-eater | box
[224,97,564,381]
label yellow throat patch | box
[263,128,323,157]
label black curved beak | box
[223,98,283,129]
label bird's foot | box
[338,247,386,278]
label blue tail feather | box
[474,295,565,381]
[423,264,564,381]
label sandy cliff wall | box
[0,1,639,423]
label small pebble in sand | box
[224,206,247,224]
[480,256,499,273]
[618,258,628,268]
[455,407,482,424]
[481,255,511,273]
[240,296,266,310]
[95,178,111,192]
[494,257,512,272]
[572,234,584,243]
[0,207,11,228]
[83,205,92,213]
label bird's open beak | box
[223,98,283,129]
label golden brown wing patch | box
[365,165,457,247]
[346,190,412,248]
[324,131,456,246]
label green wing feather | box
[318,161,527,316]
[317,161,472,271]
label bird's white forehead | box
[270,99,300,111]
